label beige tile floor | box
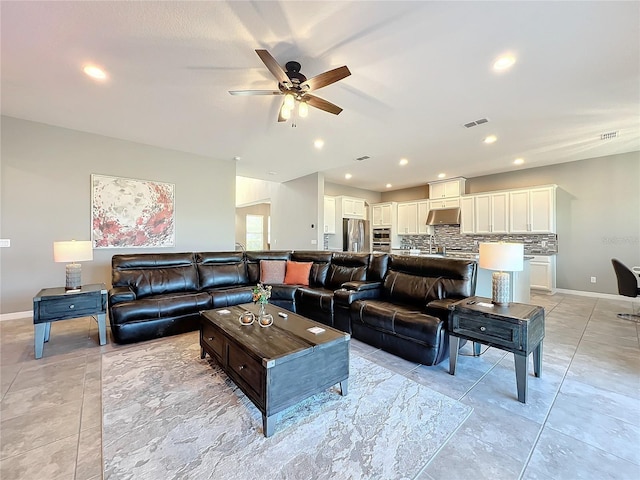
[0,292,638,479]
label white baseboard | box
[555,289,636,302]
[0,310,33,322]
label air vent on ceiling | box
[463,118,489,128]
[355,155,370,161]
[600,131,619,140]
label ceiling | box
[2,1,639,192]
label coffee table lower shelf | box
[200,305,350,437]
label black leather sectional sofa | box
[108,250,477,365]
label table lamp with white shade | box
[479,242,524,306]
[53,240,93,291]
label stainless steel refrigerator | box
[343,218,370,252]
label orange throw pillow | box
[283,260,313,286]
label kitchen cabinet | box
[417,201,431,234]
[509,186,556,233]
[429,178,466,199]
[460,196,475,235]
[340,196,366,219]
[429,197,460,209]
[475,192,509,234]
[323,196,336,234]
[397,201,418,235]
[529,255,556,293]
[372,202,396,227]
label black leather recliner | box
[335,255,477,366]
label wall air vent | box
[600,131,619,140]
[355,155,370,161]
[463,118,489,128]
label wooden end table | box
[448,296,545,403]
[33,283,108,359]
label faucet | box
[235,242,246,253]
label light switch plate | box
[0,239,10,248]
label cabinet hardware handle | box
[480,326,486,332]
[69,305,75,309]
[207,337,214,341]
[238,364,246,370]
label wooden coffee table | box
[200,303,350,437]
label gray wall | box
[271,173,324,251]
[382,152,640,294]
[1,117,236,313]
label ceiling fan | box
[229,49,351,122]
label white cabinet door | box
[430,197,460,209]
[529,255,556,292]
[397,202,418,235]
[353,199,366,218]
[380,203,392,225]
[509,190,530,233]
[341,197,366,219]
[460,196,475,235]
[323,196,336,234]
[491,192,509,234]
[417,201,430,234]
[509,187,555,233]
[372,205,383,226]
[474,194,491,234]
[529,187,555,233]
[429,178,465,199]
[372,203,393,226]
[430,182,446,199]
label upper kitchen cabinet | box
[338,196,366,219]
[428,177,466,199]
[417,201,431,234]
[460,196,475,235]
[429,197,461,209]
[397,201,419,235]
[509,186,556,233]
[323,196,336,234]
[475,192,509,234]
[371,202,396,227]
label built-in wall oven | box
[372,228,391,253]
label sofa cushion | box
[351,299,442,347]
[109,291,212,325]
[284,260,313,286]
[208,286,254,308]
[290,251,332,286]
[295,287,334,313]
[111,253,198,299]
[195,252,248,290]
[260,260,286,284]
[325,252,370,289]
[382,270,443,306]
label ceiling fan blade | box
[304,94,343,115]
[229,90,282,96]
[255,49,291,88]
[301,66,351,91]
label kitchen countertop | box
[390,249,534,261]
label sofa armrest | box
[109,286,136,305]
[341,280,382,292]
[425,297,467,323]
[334,286,382,307]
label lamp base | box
[491,271,511,306]
[65,263,82,291]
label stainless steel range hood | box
[426,207,461,225]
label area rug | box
[102,333,471,480]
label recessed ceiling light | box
[483,135,497,144]
[513,158,524,165]
[437,173,446,179]
[314,139,324,149]
[399,158,409,166]
[345,173,352,180]
[493,54,516,71]
[83,65,107,80]
[386,183,392,188]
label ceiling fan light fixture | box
[298,101,308,118]
[284,93,295,109]
[280,104,291,120]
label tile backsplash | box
[399,225,558,255]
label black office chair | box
[611,259,640,321]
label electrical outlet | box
[590,276,597,283]
[0,239,10,248]
[541,240,547,248]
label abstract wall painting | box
[91,174,175,248]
